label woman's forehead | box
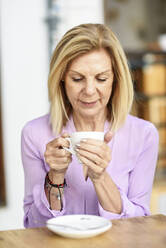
[67,49,112,73]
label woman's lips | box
[79,100,98,107]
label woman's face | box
[64,49,114,119]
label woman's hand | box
[76,131,112,182]
[44,132,72,182]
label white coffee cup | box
[64,131,104,155]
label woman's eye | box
[97,78,107,82]
[72,78,83,82]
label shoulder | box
[116,115,159,149]
[113,115,159,164]
[22,114,50,132]
[125,114,158,136]
[21,114,54,142]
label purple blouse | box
[21,114,159,228]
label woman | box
[21,23,159,228]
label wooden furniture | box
[0,215,166,248]
[150,182,166,214]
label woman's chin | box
[76,108,105,119]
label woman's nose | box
[84,81,96,95]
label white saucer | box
[46,214,112,239]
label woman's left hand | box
[76,131,113,182]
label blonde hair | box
[48,23,134,134]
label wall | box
[57,0,104,38]
[0,0,49,230]
[0,0,104,230]
[104,0,148,50]
[48,0,104,52]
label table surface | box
[0,214,166,248]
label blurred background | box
[0,0,166,230]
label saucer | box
[46,214,112,239]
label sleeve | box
[21,123,66,228]
[98,123,159,219]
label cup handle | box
[63,137,75,155]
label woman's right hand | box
[44,132,72,182]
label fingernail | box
[81,139,87,142]
[76,143,80,147]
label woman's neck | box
[73,111,107,131]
